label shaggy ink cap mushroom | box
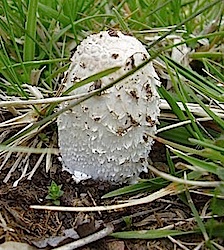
[57,30,161,183]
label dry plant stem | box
[0,92,94,107]
[0,151,13,170]
[0,131,11,143]
[87,190,102,216]
[168,236,190,250]
[53,224,114,250]
[157,117,213,133]
[201,200,210,218]
[46,150,52,172]
[0,113,36,127]
[194,242,205,250]
[160,99,224,118]
[115,206,165,225]
[27,153,45,180]
[0,212,14,232]
[211,241,224,250]
[190,190,224,199]
[147,164,222,187]
[30,185,175,211]
[159,215,218,231]
[12,145,32,186]
[0,98,223,116]
[3,153,24,183]
[0,145,58,155]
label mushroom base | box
[57,101,157,183]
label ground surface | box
[0,133,220,249]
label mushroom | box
[57,30,160,183]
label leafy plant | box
[45,180,64,205]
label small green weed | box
[45,180,64,205]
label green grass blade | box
[38,3,70,26]
[113,8,130,33]
[158,122,193,146]
[102,178,168,199]
[52,14,113,43]
[205,220,224,239]
[162,55,224,98]
[190,52,224,60]
[189,138,224,154]
[0,58,69,70]
[0,38,28,97]
[154,135,224,164]
[185,189,209,243]
[24,0,38,63]
[171,149,224,180]
[203,59,224,82]
[1,0,30,92]
[172,72,204,140]
[111,229,196,239]
[191,91,224,131]
[63,66,121,95]
[147,0,222,50]
[159,86,198,138]
[166,148,176,175]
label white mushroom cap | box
[57,30,160,183]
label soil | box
[0,120,222,249]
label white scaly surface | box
[57,30,160,183]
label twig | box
[53,223,114,250]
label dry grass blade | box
[27,153,45,181]
[0,92,94,107]
[157,117,214,133]
[211,241,224,250]
[147,164,222,187]
[0,111,38,128]
[168,236,190,250]
[0,212,14,232]
[3,153,24,183]
[160,99,224,118]
[30,184,177,211]
[0,145,58,154]
[0,151,13,170]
